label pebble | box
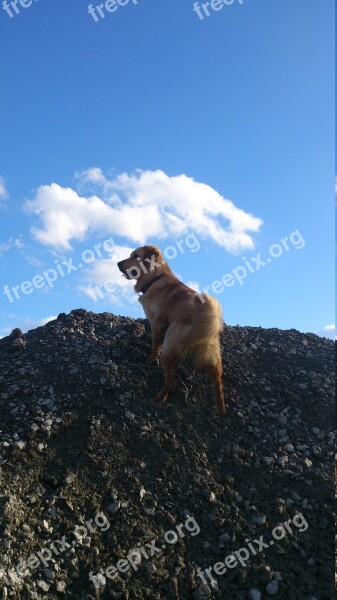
[37,580,50,591]
[15,440,25,450]
[219,532,231,545]
[265,580,279,595]
[251,514,266,525]
[192,584,211,600]
[125,411,135,421]
[56,581,67,592]
[169,576,179,597]
[248,590,262,600]
[107,501,121,514]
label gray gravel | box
[0,309,335,599]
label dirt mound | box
[0,310,335,600]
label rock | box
[10,328,23,339]
[192,584,212,600]
[37,580,50,591]
[290,491,301,502]
[107,501,121,514]
[168,576,179,597]
[265,580,279,595]
[125,411,135,421]
[11,337,24,351]
[248,589,262,600]
[219,532,231,545]
[44,568,53,579]
[251,514,266,525]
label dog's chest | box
[139,295,161,322]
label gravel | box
[0,309,335,599]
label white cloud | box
[35,316,57,328]
[24,168,263,253]
[25,255,44,268]
[79,244,136,305]
[316,324,336,340]
[0,237,24,258]
[0,176,8,204]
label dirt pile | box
[0,309,335,600]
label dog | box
[117,245,225,415]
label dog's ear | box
[144,245,161,260]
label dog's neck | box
[138,274,165,296]
[134,260,174,294]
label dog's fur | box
[117,245,225,415]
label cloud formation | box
[0,176,8,204]
[79,243,136,305]
[24,168,263,253]
[0,237,24,258]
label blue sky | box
[0,0,335,338]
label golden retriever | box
[117,245,225,415]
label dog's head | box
[117,245,165,284]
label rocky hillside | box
[0,310,335,600]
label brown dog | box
[117,245,225,415]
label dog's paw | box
[145,354,160,366]
[152,395,167,406]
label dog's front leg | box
[146,319,167,365]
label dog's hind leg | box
[206,358,225,416]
